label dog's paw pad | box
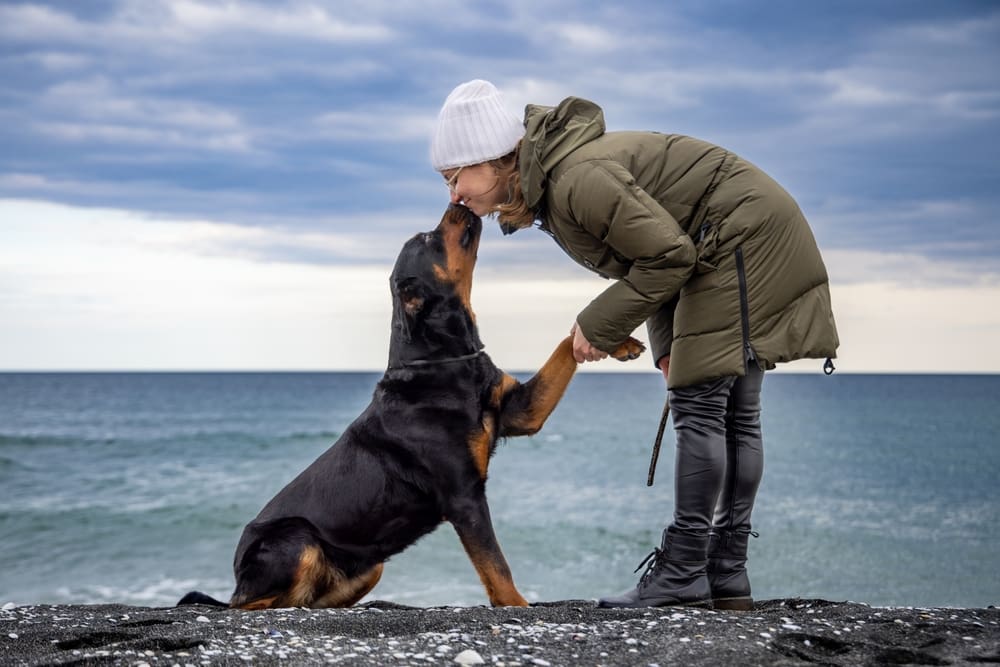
[611,337,646,362]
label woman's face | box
[442,163,504,216]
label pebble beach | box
[2,598,998,666]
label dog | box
[179,204,644,609]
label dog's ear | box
[393,278,425,343]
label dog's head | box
[388,204,483,367]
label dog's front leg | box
[496,336,577,437]
[448,494,528,607]
[497,334,646,437]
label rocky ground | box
[1,598,997,666]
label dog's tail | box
[177,590,229,608]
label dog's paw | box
[610,337,646,361]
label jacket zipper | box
[734,246,755,373]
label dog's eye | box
[396,276,419,293]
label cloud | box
[550,22,619,51]
[0,2,998,371]
[27,76,254,152]
[313,109,436,143]
[0,1,394,46]
[825,248,1000,290]
[799,12,1000,132]
[0,199,394,370]
[43,77,242,131]
[806,197,1000,270]
[0,3,80,42]
[162,0,393,42]
[16,50,93,71]
[2,198,999,373]
[828,280,1000,374]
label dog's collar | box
[392,348,484,369]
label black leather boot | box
[707,529,756,610]
[597,528,713,609]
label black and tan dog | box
[179,204,644,609]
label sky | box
[1,0,999,373]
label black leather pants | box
[668,362,764,537]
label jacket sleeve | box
[556,160,696,352]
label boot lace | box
[633,548,667,584]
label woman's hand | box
[570,322,609,363]
[658,355,670,382]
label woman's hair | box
[488,141,535,232]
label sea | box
[1,371,998,610]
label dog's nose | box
[446,205,472,229]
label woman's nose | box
[449,190,462,204]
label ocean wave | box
[0,434,116,448]
[285,430,341,442]
[137,429,342,448]
[50,577,224,607]
[0,430,342,451]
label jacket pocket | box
[694,220,720,274]
[579,247,630,279]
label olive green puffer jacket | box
[517,96,839,388]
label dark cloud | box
[1,0,998,277]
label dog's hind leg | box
[236,595,281,611]
[284,544,336,607]
[231,543,333,610]
[312,563,384,608]
[449,495,528,607]
[232,546,382,610]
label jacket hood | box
[520,97,606,211]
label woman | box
[430,79,839,609]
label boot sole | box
[596,598,714,610]
[679,599,715,610]
[712,596,753,611]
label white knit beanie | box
[430,79,525,171]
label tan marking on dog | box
[433,263,449,282]
[465,374,521,479]
[467,413,496,479]
[433,260,475,322]
[448,251,474,319]
[433,206,478,320]
[312,563,384,609]
[285,544,333,607]
[457,538,528,607]
[403,295,424,317]
[235,596,279,611]
[491,373,519,407]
